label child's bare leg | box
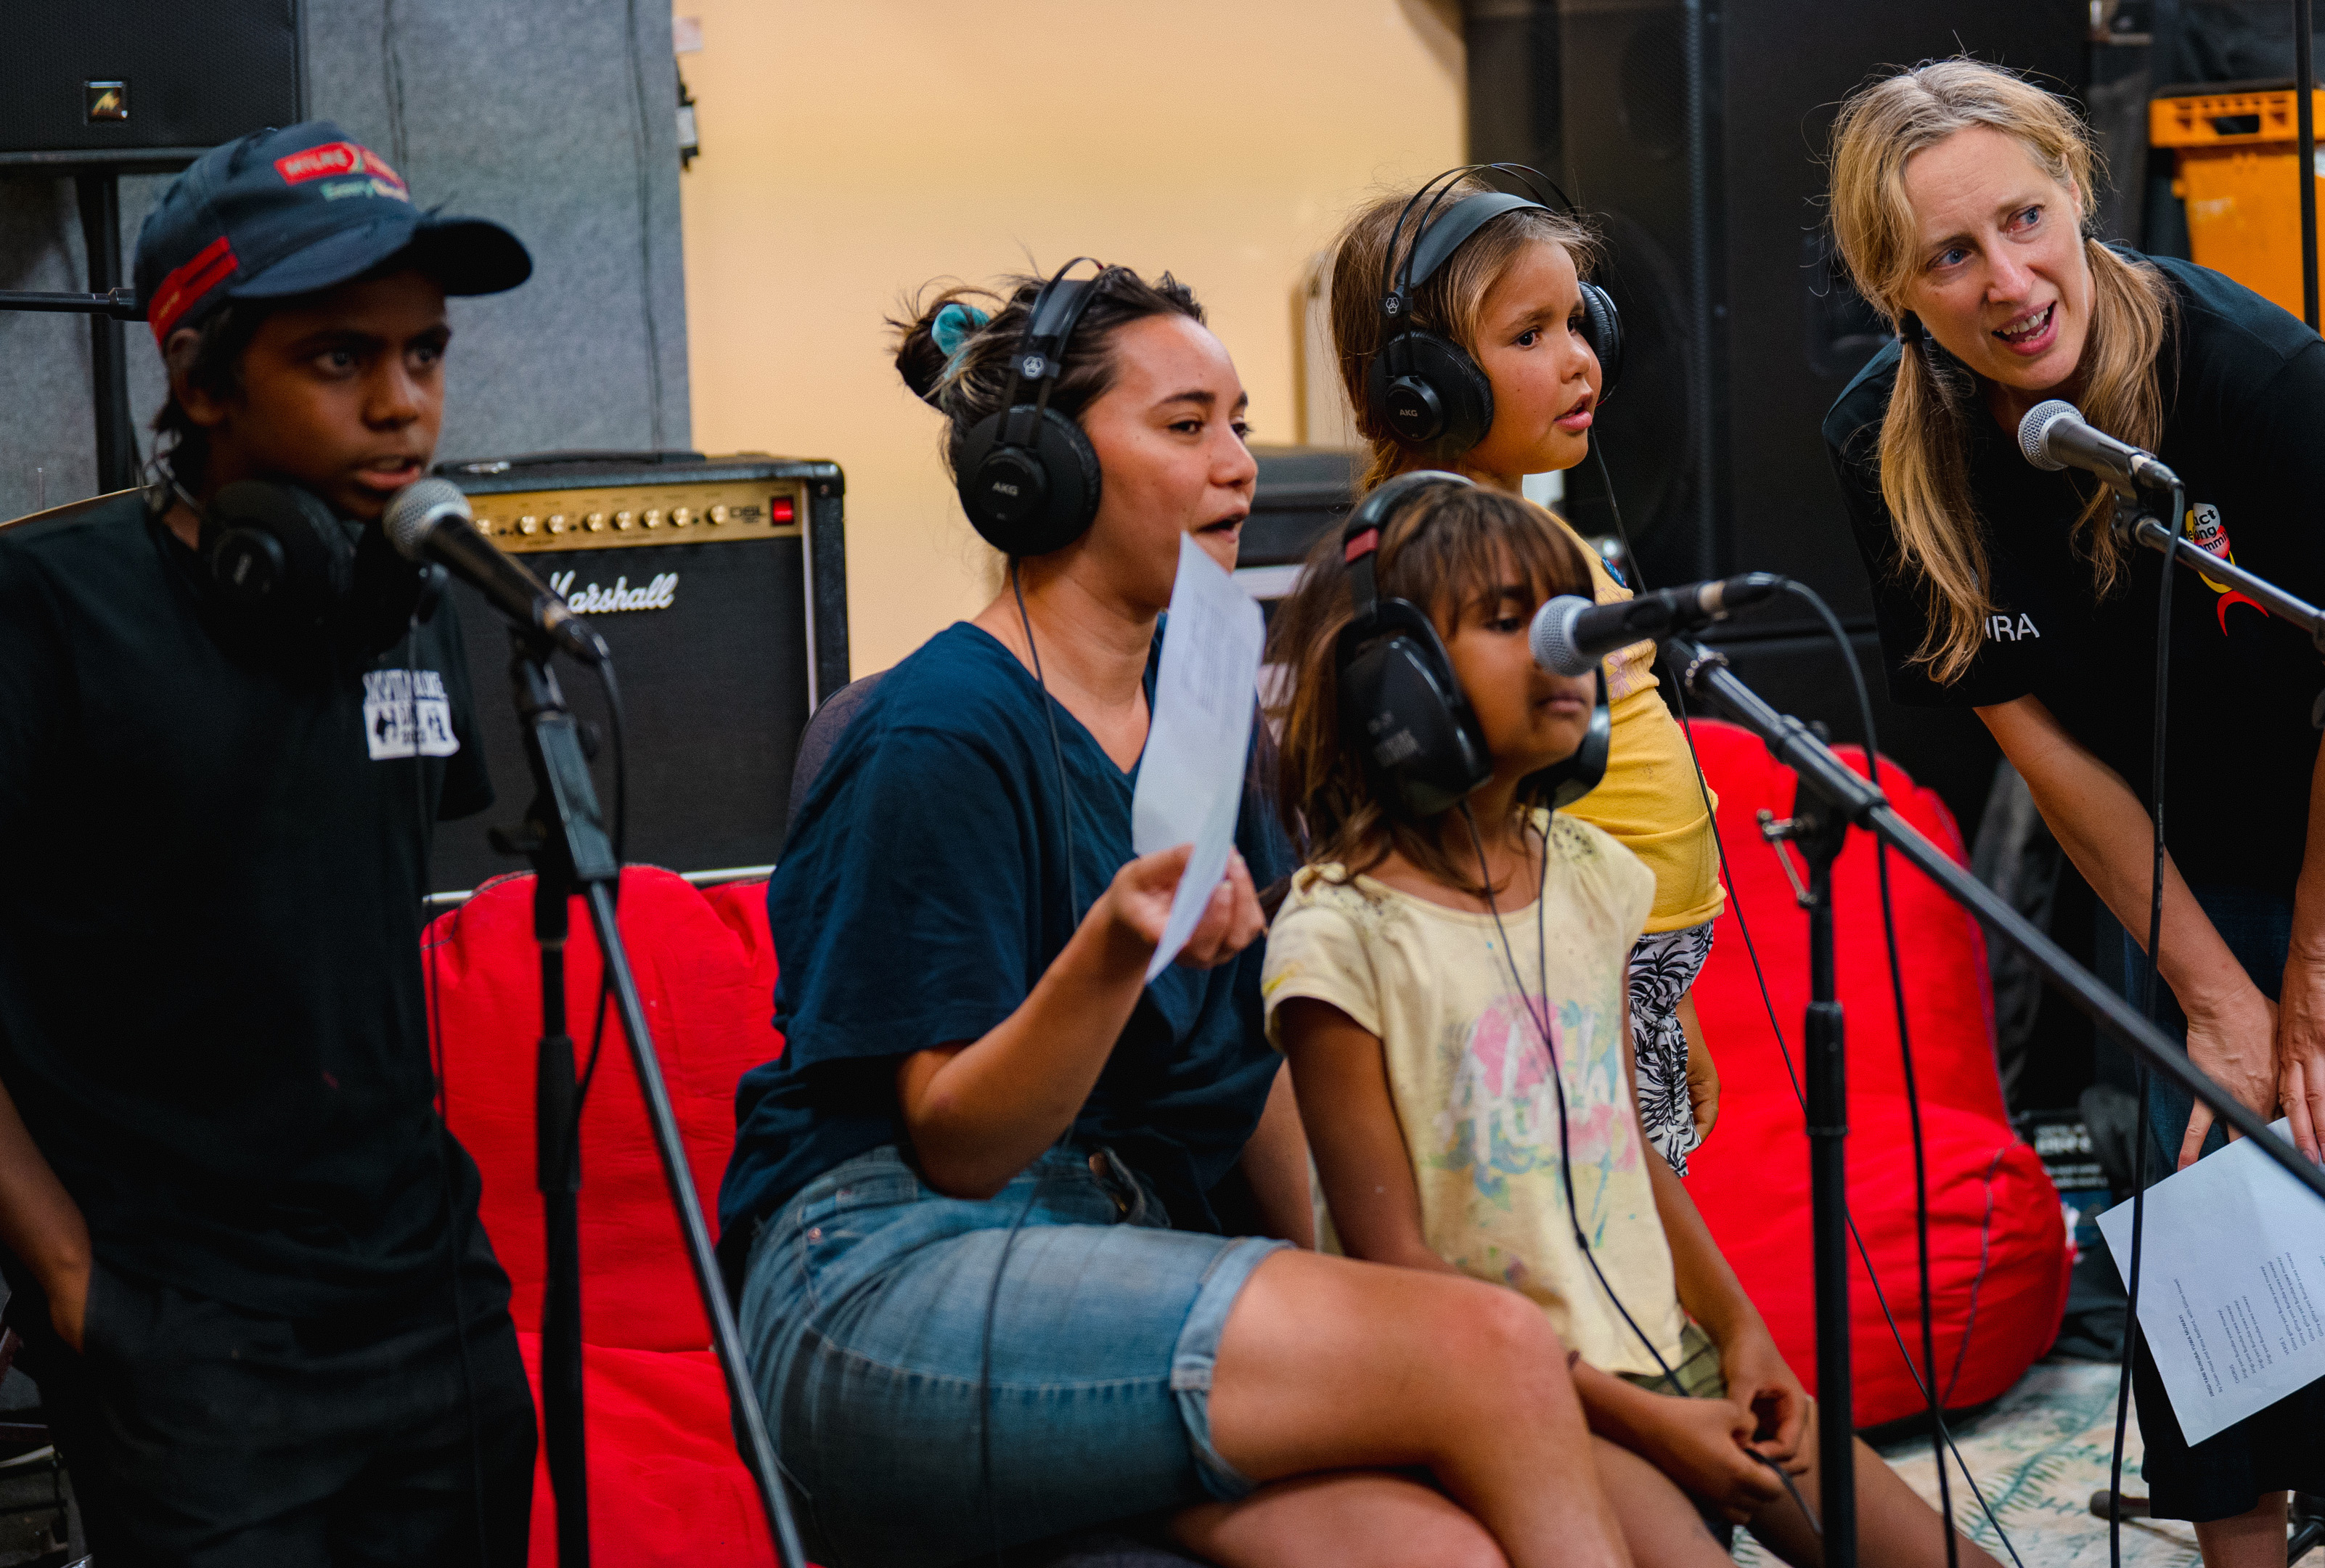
[1741,1401,2002,1568]
[1173,1471,1505,1568]
[1204,1249,1633,1568]
[1592,1436,1735,1567]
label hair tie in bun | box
[931,301,989,363]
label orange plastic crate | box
[2151,87,2325,318]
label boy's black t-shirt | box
[0,494,494,1318]
[1825,255,2325,894]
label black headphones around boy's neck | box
[162,467,439,654]
[1336,470,1611,821]
[955,258,1110,558]
[1367,164,1625,458]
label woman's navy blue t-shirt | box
[717,621,1293,1264]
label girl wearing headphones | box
[1325,172,1726,1176]
[718,264,1639,1567]
[1264,473,1999,1567]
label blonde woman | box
[1824,58,2325,1561]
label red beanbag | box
[1679,719,2070,1426]
[423,867,783,1563]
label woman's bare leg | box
[2193,1493,2289,1568]
[1204,1250,1633,1568]
[1739,1401,2003,1568]
[1173,1472,1506,1568]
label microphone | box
[2017,399,2181,495]
[1529,573,1779,677]
[383,478,608,664]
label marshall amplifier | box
[428,452,846,895]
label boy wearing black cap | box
[0,123,537,1564]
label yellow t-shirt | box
[1261,813,1689,1378]
[1538,504,1724,934]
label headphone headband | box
[1405,192,1547,290]
[997,258,1106,449]
[1341,470,1473,624]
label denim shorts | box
[737,1143,1288,1567]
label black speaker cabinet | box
[429,454,847,896]
[0,0,301,166]
[1473,0,2085,631]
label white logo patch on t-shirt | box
[362,669,459,760]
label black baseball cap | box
[134,121,531,347]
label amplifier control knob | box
[518,515,539,536]
[613,510,635,531]
[708,504,728,525]
[547,513,569,534]
[584,512,607,532]
[643,508,663,529]
[671,506,694,528]
[475,517,497,535]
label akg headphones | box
[1367,163,1625,458]
[175,473,438,653]
[955,258,1110,557]
[1336,470,1611,819]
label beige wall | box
[674,1,1464,677]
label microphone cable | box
[1587,447,2016,1563]
[2110,485,2181,1568]
[1776,577,1959,1568]
[570,657,630,1129]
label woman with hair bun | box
[718,264,1638,1567]
[1824,57,2325,1559]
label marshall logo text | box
[548,571,679,613]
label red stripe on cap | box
[1344,527,1380,563]
[148,235,239,345]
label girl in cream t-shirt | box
[1259,476,1998,1565]
[1265,812,1683,1379]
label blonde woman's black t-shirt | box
[0,495,494,1316]
[1825,255,2325,894]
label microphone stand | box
[1662,636,2325,1568]
[2109,489,2325,651]
[493,635,808,1568]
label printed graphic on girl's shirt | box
[1433,992,1640,1219]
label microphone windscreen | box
[1529,594,1596,677]
[382,477,474,562]
[2017,399,2080,472]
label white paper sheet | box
[2097,1118,2325,1445]
[1132,535,1264,981]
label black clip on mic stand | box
[2107,489,2325,656]
[1662,634,2325,1568]
[489,634,808,1568]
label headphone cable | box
[979,561,1086,1567]
[1457,803,1686,1399]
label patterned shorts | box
[1628,920,1715,1174]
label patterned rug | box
[1733,1360,2206,1567]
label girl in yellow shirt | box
[1262,475,1994,1564]
[1321,168,1723,1170]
